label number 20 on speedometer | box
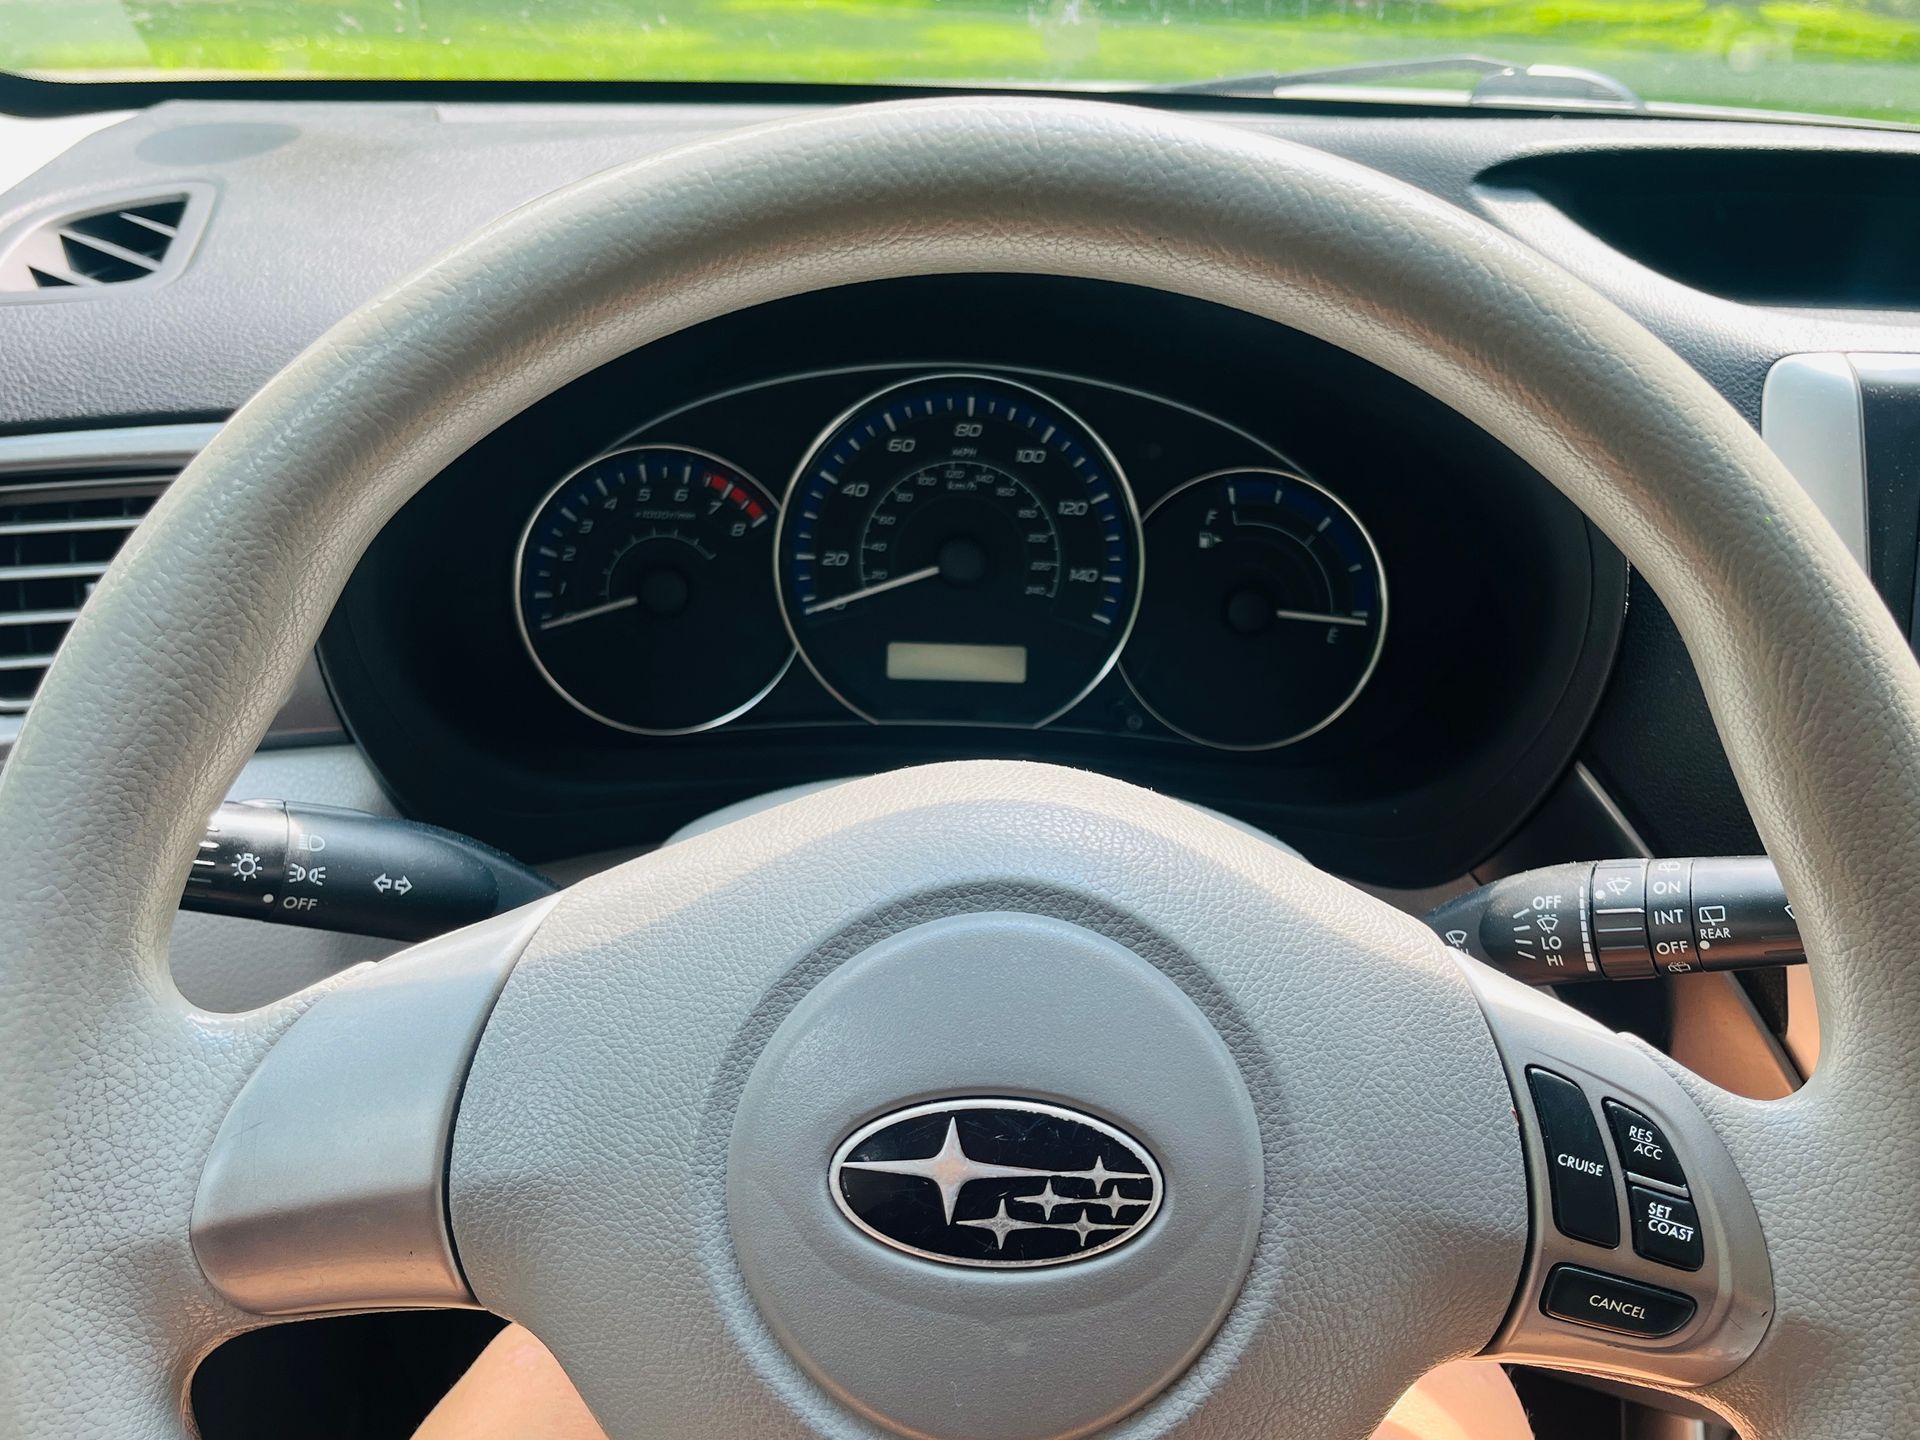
[776,374,1143,726]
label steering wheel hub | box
[438,764,1527,1440]
[728,912,1261,1440]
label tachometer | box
[515,445,791,734]
[777,375,1141,725]
[1121,467,1386,749]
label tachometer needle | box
[539,595,640,631]
[1274,608,1369,628]
[804,564,940,616]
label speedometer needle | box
[804,564,941,616]
[1274,608,1369,628]
[539,595,640,630]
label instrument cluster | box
[320,276,1622,883]
[514,370,1386,751]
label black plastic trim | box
[2,68,1897,130]
[317,277,1626,884]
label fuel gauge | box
[1121,467,1386,749]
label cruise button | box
[1603,1099,1688,1188]
[1542,1265,1696,1337]
[1630,1185,1705,1271]
[1526,1068,1619,1248]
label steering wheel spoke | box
[191,899,556,1316]
[1460,963,1774,1389]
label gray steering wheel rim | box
[2,95,1918,1439]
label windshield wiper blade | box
[1156,53,1642,109]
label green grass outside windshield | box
[6,0,1920,125]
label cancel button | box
[1542,1264,1696,1338]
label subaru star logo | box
[829,1098,1163,1268]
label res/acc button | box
[1603,1099,1688,1188]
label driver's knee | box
[412,1324,609,1440]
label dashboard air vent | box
[0,425,218,719]
[0,188,210,298]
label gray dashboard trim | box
[191,894,558,1314]
[0,421,347,762]
[0,181,216,305]
[0,420,220,475]
[1760,355,1872,569]
[1847,353,1920,386]
[9,101,1920,433]
[0,110,134,195]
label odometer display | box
[778,375,1141,725]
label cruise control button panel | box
[1526,1067,1619,1248]
[1603,1099,1687,1188]
[1629,1186,1705,1271]
[1542,1265,1697,1337]
[1457,954,1773,1386]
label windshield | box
[5,0,1918,127]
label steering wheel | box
[3,98,1915,1440]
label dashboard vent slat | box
[0,191,207,299]
[0,424,217,721]
[0,560,119,584]
[0,514,146,539]
[58,229,162,283]
[0,608,83,629]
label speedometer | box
[777,375,1142,726]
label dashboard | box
[12,91,1920,906]
[318,277,1624,883]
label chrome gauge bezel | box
[773,371,1146,729]
[1120,465,1389,752]
[512,443,795,737]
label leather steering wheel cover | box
[1,96,1916,1437]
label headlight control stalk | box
[183,800,555,942]
[1425,857,1803,985]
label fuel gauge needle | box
[1274,608,1369,628]
[804,564,940,616]
[539,595,640,631]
